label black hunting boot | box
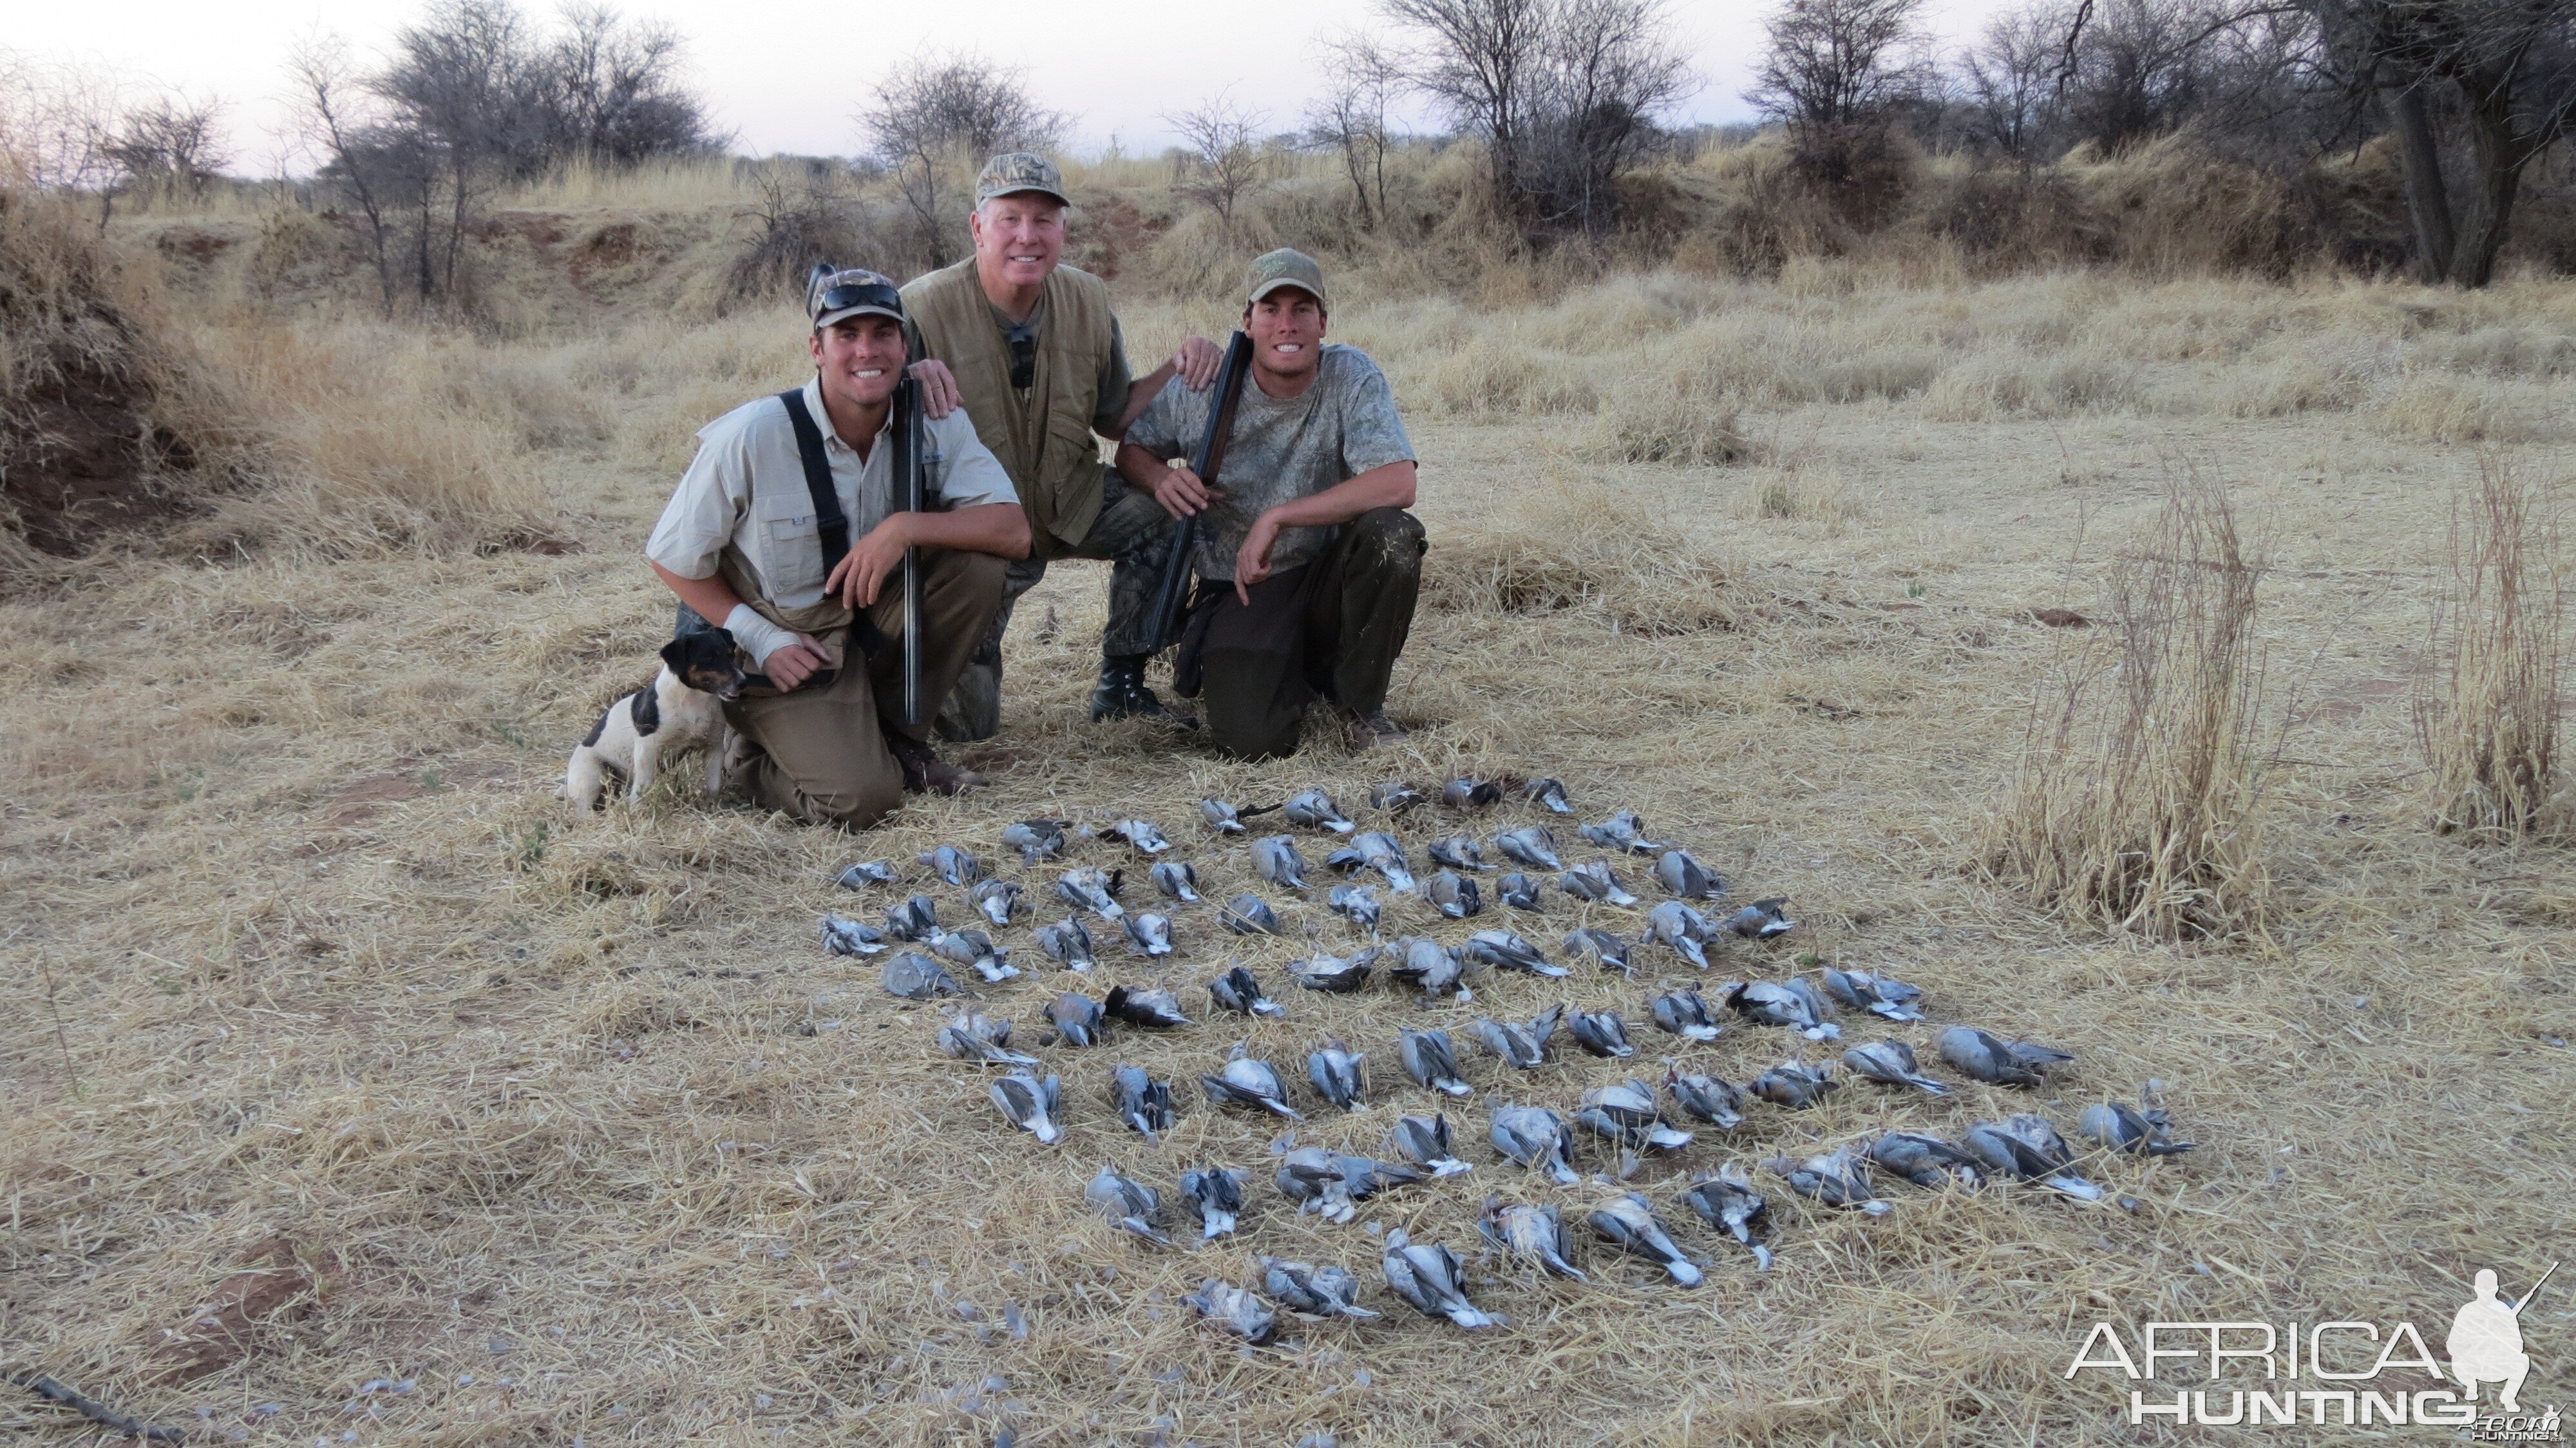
[1090,653,1197,729]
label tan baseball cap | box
[1244,248,1327,309]
[976,152,1070,208]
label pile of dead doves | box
[817,777,2192,1344]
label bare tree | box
[861,52,1067,265]
[0,57,126,225]
[289,39,401,310]
[103,96,230,203]
[1750,0,1936,131]
[1165,92,1270,225]
[1961,6,2065,162]
[544,3,724,164]
[1307,33,1402,227]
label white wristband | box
[721,604,798,667]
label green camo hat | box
[976,152,1070,208]
[1244,248,1327,309]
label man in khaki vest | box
[902,152,1221,740]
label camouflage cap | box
[1243,247,1327,309]
[976,152,1070,208]
[806,265,904,330]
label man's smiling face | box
[971,194,1066,291]
[809,314,907,413]
[1244,287,1326,385]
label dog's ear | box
[659,637,692,673]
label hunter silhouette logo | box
[2451,1263,2553,1415]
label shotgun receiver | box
[1146,330,1254,653]
[888,373,925,725]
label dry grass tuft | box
[1577,380,1752,466]
[1422,476,1738,634]
[1982,481,2275,940]
[2415,466,2568,837]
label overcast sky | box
[12,0,2019,173]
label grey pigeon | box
[2078,1100,2194,1156]
[1253,835,1311,891]
[1654,849,1725,900]
[918,845,981,886]
[1441,777,1502,810]
[1287,951,1372,993]
[1821,967,1926,1022]
[1388,1113,1472,1177]
[1326,831,1416,893]
[1108,1063,1176,1139]
[1084,1164,1169,1245]
[1464,929,1564,976]
[882,951,966,1000]
[1488,1103,1580,1185]
[834,859,898,889]
[927,927,1018,983]
[1426,870,1484,919]
[1367,781,1426,814]
[1327,884,1382,935]
[1588,1190,1703,1286]
[1208,965,1285,1018]
[1104,984,1189,1029]
[1575,1080,1693,1152]
[1651,989,1723,1041]
[1381,1229,1501,1329]
[1218,893,1281,935]
[1149,860,1201,903]
[1474,1004,1564,1070]
[1961,1114,2105,1200]
[1725,897,1797,939]
[1647,900,1714,967]
[1388,936,1469,1000]
[1054,868,1126,921]
[1479,1194,1587,1281]
[884,893,940,942]
[1179,1166,1247,1239]
[1570,1007,1636,1059]
[1522,777,1573,814]
[1729,980,1840,1040]
[1497,872,1546,911]
[1579,810,1666,855]
[969,879,1024,927]
[1751,1056,1839,1109]
[1121,911,1175,957]
[1307,1039,1368,1112]
[1557,860,1640,906]
[938,1011,1038,1067]
[1200,797,1250,835]
[1399,1028,1473,1096]
[1096,819,1171,855]
[1001,819,1068,865]
[1183,1277,1276,1344]
[1275,1147,1422,1223]
[1680,1167,1774,1270]
[1035,916,1096,971]
[1564,928,1633,975]
[1936,1025,2074,1087]
[1495,825,1562,870]
[1868,1130,1985,1188]
[1663,1062,1747,1128]
[1843,1039,1949,1096]
[820,914,887,957]
[1201,1043,1302,1119]
[1426,835,1491,871]
[1047,991,1105,1047]
[989,1071,1063,1144]
[1260,1257,1379,1320]
[1284,789,1356,834]
[1764,1147,1891,1215]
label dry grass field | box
[6,238,2575,1445]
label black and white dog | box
[562,631,748,808]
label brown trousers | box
[723,549,1004,828]
[1184,508,1425,761]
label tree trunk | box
[2381,82,2456,283]
[2449,94,2530,288]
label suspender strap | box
[776,387,849,573]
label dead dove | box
[1647,901,1716,967]
[1179,1166,1247,1239]
[834,859,898,889]
[1200,797,1250,835]
[1389,1113,1472,1177]
[2078,1101,2195,1156]
[1751,1056,1839,1109]
[1035,916,1096,971]
[1441,777,1503,810]
[1479,1195,1587,1281]
[1104,984,1189,1028]
[927,927,1019,983]
[1522,777,1573,814]
[1382,1229,1502,1329]
[1001,819,1068,866]
[1842,1039,1949,1095]
[1084,1164,1170,1244]
[969,879,1024,927]
[1867,1130,1985,1188]
[1218,893,1282,935]
[1426,870,1484,919]
[820,915,887,957]
[1253,835,1312,891]
[1327,884,1383,936]
[1575,1080,1693,1152]
[915,846,979,887]
[1651,989,1723,1042]
[1149,860,1201,903]
[989,1071,1063,1144]
[1663,1062,1747,1128]
[1557,861,1640,906]
[1387,936,1470,1000]
[1488,1103,1580,1185]
[1464,929,1564,976]
[1724,897,1797,939]
[1208,965,1285,1018]
[1961,1115,2105,1199]
[1588,1191,1704,1286]
[1368,781,1426,814]
[1260,1257,1379,1319]
[1654,849,1725,900]
[1108,1063,1177,1139]
[1497,872,1546,912]
[1728,980,1840,1040]
[1680,1167,1774,1270]
[882,951,966,1000]
[1275,1147,1422,1222]
[1327,831,1416,893]
[1284,789,1356,834]
[1936,1025,2074,1087]
[1564,928,1633,976]
[938,1011,1037,1066]
[1287,951,1373,993]
[1426,835,1492,871]
[1095,819,1172,855]
[1495,825,1563,870]
[1183,1277,1276,1344]
[1055,868,1126,921]
[885,893,940,942]
[1570,1007,1636,1059]
[1201,1044,1303,1119]
[1821,967,1926,1022]
[1399,1028,1473,1096]
[1764,1147,1892,1215]
[1121,912,1175,957]
[1578,810,1667,855]
[1047,991,1105,1047]
[1474,1004,1564,1069]
[1307,1039,1368,1111]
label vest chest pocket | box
[754,493,825,596]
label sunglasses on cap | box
[813,279,902,317]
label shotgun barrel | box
[1146,330,1254,653]
[893,374,924,725]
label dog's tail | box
[563,748,609,809]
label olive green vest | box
[902,258,1113,557]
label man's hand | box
[1150,462,1222,520]
[762,636,828,690]
[1234,510,1285,605]
[907,359,961,419]
[1173,336,1224,391]
[829,515,916,609]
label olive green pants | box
[723,549,1005,828]
[1184,508,1425,761]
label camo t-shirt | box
[1124,343,1414,581]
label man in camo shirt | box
[1115,249,1425,759]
